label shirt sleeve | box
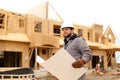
[77,38,92,63]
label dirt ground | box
[86,68,120,80]
[36,74,120,80]
[36,68,120,80]
[37,75,120,80]
[87,74,120,80]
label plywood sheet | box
[40,48,87,80]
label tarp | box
[0,68,33,74]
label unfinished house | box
[0,1,62,70]
[74,23,120,69]
[0,9,30,67]
[0,1,120,72]
[27,15,61,70]
[26,1,63,70]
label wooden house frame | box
[0,1,120,71]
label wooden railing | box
[0,74,35,80]
[0,67,35,80]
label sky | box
[0,0,120,62]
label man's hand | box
[72,59,85,68]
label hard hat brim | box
[61,27,74,29]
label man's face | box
[62,28,74,38]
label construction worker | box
[95,63,101,75]
[61,22,92,80]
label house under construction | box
[0,1,120,71]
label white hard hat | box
[61,22,74,29]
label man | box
[61,22,92,80]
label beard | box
[64,33,72,38]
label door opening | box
[0,51,22,67]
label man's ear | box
[71,29,74,33]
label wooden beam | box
[34,47,38,70]
[48,2,64,22]
[28,47,34,62]
[107,50,115,66]
[107,52,111,61]
[107,52,112,65]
